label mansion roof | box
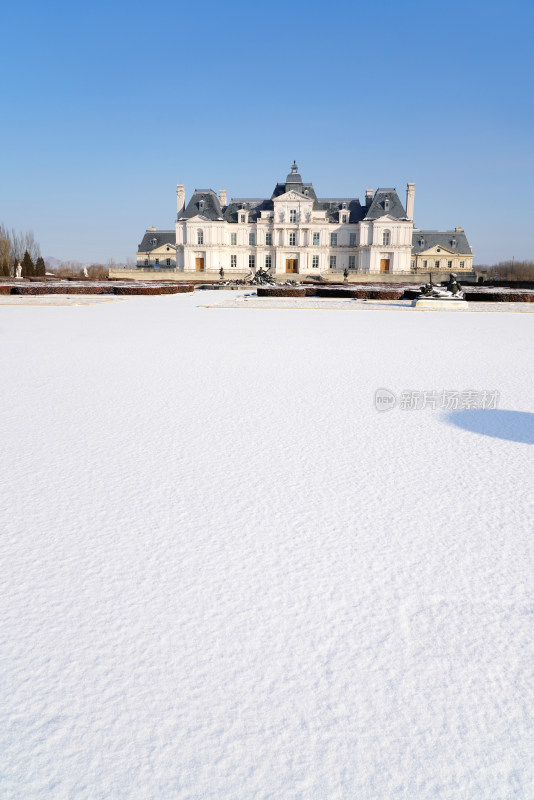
[138,230,176,252]
[178,164,408,225]
[412,229,472,254]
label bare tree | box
[0,224,41,268]
[490,260,534,281]
[0,237,10,277]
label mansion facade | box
[137,163,473,277]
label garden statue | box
[418,272,465,301]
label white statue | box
[83,266,89,278]
[16,262,22,278]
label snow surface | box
[1,291,533,799]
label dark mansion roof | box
[182,190,224,222]
[178,164,408,225]
[364,189,407,220]
[412,229,472,254]
[138,230,176,253]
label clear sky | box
[2,0,533,264]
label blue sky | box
[2,0,533,264]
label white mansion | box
[137,163,473,277]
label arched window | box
[382,230,391,246]
[197,230,204,245]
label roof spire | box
[285,161,303,184]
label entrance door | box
[195,258,205,272]
[286,259,298,273]
[380,259,390,273]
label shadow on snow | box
[445,409,534,444]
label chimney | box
[406,182,415,220]
[176,184,185,217]
[219,189,227,207]
[365,188,373,206]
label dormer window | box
[151,238,157,246]
[419,238,425,247]
[198,200,205,212]
[341,214,348,223]
[451,238,457,248]
[384,198,390,212]
[240,214,246,223]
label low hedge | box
[11,285,66,294]
[365,288,404,300]
[112,284,194,295]
[65,285,113,294]
[464,290,534,303]
[316,287,358,298]
[256,286,307,297]
[10,284,111,295]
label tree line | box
[0,224,45,277]
[483,260,534,281]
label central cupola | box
[286,160,303,185]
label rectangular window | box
[411,261,415,269]
[349,255,355,269]
[330,255,336,269]
[349,233,356,246]
[342,214,348,223]
[447,260,452,268]
[155,258,159,265]
[231,254,237,268]
[197,230,204,245]
[231,232,237,245]
[289,210,297,222]
[312,255,319,269]
[265,254,272,270]
[144,259,148,266]
[460,261,465,268]
[289,232,296,246]
[330,233,337,246]
[249,232,255,246]
[265,232,272,246]
[313,232,320,245]
[240,214,246,223]
[423,260,428,268]
[435,260,440,268]
[166,258,171,266]
[249,255,255,270]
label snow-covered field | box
[1,291,533,799]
